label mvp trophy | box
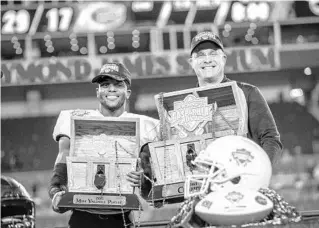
[147,82,247,202]
[58,116,141,210]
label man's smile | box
[201,66,216,70]
[105,95,119,100]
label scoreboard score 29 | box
[2,1,319,36]
[1,1,318,60]
[1,1,156,59]
[1,2,130,36]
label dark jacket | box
[140,76,283,196]
[221,76,282,164]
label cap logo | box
[100,64,119,74]
[194,32,218,42]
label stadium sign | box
[1,46,278,86]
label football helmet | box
[184,136,272,198]
[1,176,35,228]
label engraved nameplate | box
[73,195,126,206]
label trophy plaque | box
[155,81,247,140]
[58,117,142,210]
[147,134,214,202]
[147,82,247,202]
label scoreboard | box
[1,0,318,59]
[1,0,319,86]
[2,1,319,36]
[1,1,319,60]
[1,1,159,36]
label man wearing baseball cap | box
[189,31,282,165]
[168,30,284,228]
[49,62,160,228]
[92,62,131,86]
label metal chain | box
[159,92,168,206]
[115,141,129,228]
[116,142,137,157]
[211,102,237,137]
[149,161,156,207]
[242,188,302,227]
[135,158,142,228]
[169,188,302,227]
[115,140,144,228]
[211,103,217,139]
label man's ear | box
[188,58,194,67]
[222,54,227,64]
[96,87,99,98]
[126,89,131,99]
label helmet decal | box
[225,191,244,204]
[231,149,254,167]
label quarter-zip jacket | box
[140,76,283,197]
[220,76,283,164]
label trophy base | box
[145,182,185,203]
[58,192,142,210]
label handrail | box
[1,17,319,62]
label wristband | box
[48,163,67,199]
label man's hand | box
[126,170,144,187]
[52,190,66,213]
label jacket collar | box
[196,75,231,87]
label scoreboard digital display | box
[1,1,319,61]
[1,2,127,36]
[2,1,318,37]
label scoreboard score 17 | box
[1,6,74,35]
[1,2,128,36]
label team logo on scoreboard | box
[74,2,127,32]
[168,94,212,136]
[232,149,254,167]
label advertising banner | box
[1,46,277,86]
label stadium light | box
[289,88,304,98]
[304,67,312,76]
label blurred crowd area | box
[1,0,319,227]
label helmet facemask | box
[184,147,264,199]
[1,199,35,228]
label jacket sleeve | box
[139,143,153,198]
[247,86,283,165]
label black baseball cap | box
[92,62,131,87]
[190,31,224,56]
